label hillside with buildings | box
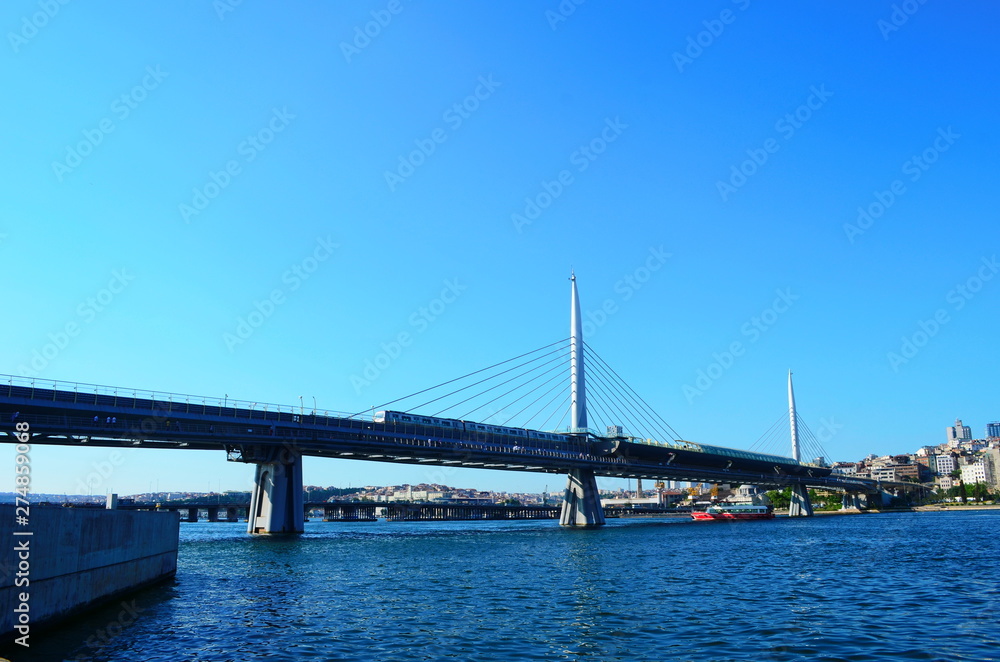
[829,419,1000,499]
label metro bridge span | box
[1,274,899,533]
[1,376,882,532]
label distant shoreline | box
[810,504,1000,516]
[913,504,1000,512]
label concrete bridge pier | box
[843,493,862,510]
[788,483,813,517]
[840,493,863,510]
[560,468,605,527]
[247,451,304,534]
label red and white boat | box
[690,504,774,521]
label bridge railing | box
[1,373,362,422]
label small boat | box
[690,503,774,521]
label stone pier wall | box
[0,505,179,643]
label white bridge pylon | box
[560,273,606,527]
[786,371,813,517]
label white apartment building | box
[935,454,957,475]
[870,466,897,482]
[960,460,989,485]
[831,462,858,476]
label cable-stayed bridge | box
[1,275,904,533]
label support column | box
[247,451,304,534]
[560,468,606,527]
[561,273,606,527]
[788,483,813,517]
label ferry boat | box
[690,504,774,521]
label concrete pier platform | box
[0,505,179,644]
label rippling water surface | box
[15,510,1000,661]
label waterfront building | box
[947,419,972,446]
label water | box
[11,510,1000,661]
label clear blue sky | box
[2,1,998,496]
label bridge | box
[57,500,696,522]
[62,500,566,522]
[1,274,906,533]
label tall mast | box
[788,370,800,461]
[570,272,587,431]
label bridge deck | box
[1,378,887,492]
